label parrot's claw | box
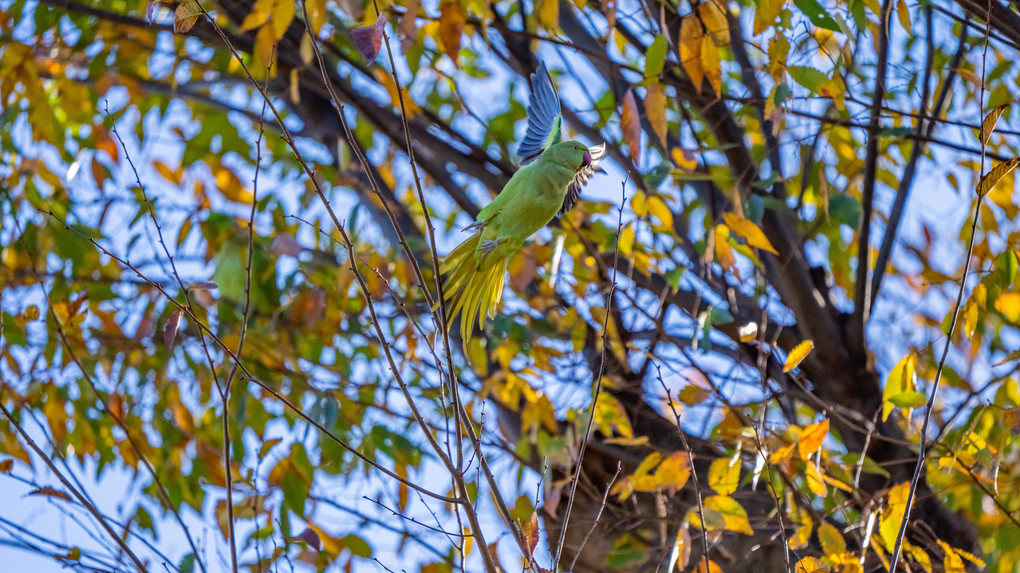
[480,240,501,254]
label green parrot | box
[440,62,606,343]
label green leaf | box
[179,553,195,573]
[644,34,668,81]
[787,66,830,94]
[886,391,927,408]
[342,534,372,558]
[793,0,841,30]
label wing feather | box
[516,62,562,164]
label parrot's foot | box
[479,239,503,255]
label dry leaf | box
[351,12,387,61]
[621,88,641,163]
[645,83,668,148]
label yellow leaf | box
[645,83,668,148]
[981,103,1010,146]
[977,157,1020,197]
[672,147,698,170]
[995,292,1020,322]
[618,225,635,256]
[768,35,789,78]
[699,0,730,45]
[788,508,813,549]
[723,212,779,254]
[631,191,647,216]
[701,35,722,94]
[698,495,753,535]
[817,521,846,555]
[895,0,910,31]
[713,225,736,272]
[708,456,741,496]
[697,559,725,573]
[621,89,640,163]
[271,0,295,39]
[770,442,796,464]
[882,355,916,422]
[653,452,691,492]
[783,340,814,372]
[537,0,559,32]
[879,482,910,550]
[239,0,272,32]
[798,419,829,460]
[679,17,705,91]
[795,556,828,573]
[805,462,827,496]
[438,1,466,66]
[252,22,277,75]
[647,196,674,230]
[937,540,966,573]
[306,0,327,35]
[755,0,786,35]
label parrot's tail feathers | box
[438,232,509,344]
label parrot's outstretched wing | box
[560,143,607,215]
[516,62,562,164]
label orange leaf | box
[645,83,668,148]
[621,88,641,163]
[679,17,705,91]
[798,419,829,460]
[438,1,466,66]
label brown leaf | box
[621,88,641,164]
[438,1,466,66]
[351,12,387,61]
[645,83,668,148]
[30,486,73,502]
[400,0,420,51]
[977,157,1020,197]
[0,459,13,473]
[173,0,201,34]
[543,486,561,519]
[164,309,182,351]
[980,103,1010,146]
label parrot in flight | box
[440,62,606,344]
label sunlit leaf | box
[882,354,916,422]
[798,419,829,460]
[977,158,1020,197]
[784,340,814,372]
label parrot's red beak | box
[582,150,592,167]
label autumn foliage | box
[2,0,1020,571]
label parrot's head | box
[547,141,592,172]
